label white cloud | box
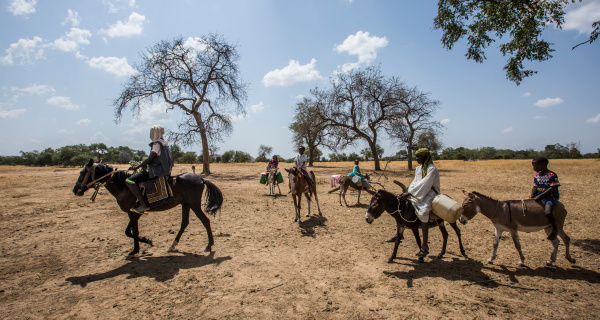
[229,113,248,122]
[90,132,108,142]
[77,118,91,126]
[63,9,80,26]
[99,12,146,38]
[124,101,173,136]
[249,102,264,113]
[523,92,532,97]
[534,97,564,108]
[183,37,207,53]
[0,108,26,118]
[586,113,600,123]
[51,28,91,53]
[440,118,450,125]
[263,58,322,87]
[47,96,79,110]
[564,1,600,35]
[11,84,54,95]
[502,127,513,133]
[534,115,547,120]
[88,56,136,77]
[57,129,74,134]
[0,36,44,65]
[335,31,388,72]
[103,0,136,13]
[8,0,36,16]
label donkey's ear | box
[88,158,95,167]
[462,190,468,196]
[365,188,376,195]
[284,168,290,172]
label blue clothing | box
[348,164,365,180]
[533,170,560,202]
[148,140,173,178]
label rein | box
[78,164,118,201]
[388,196,419,223]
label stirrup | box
[130,206,148,214]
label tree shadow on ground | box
[66,252,231,288]
[572,238,600,255]
[300,215,328,238]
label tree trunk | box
[370,142,381,171]
[308,145,314,167]
[193,113,211,175]
[406,143,413,171]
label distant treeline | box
[0,142,598,167]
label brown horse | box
[285,167,322,223]
[460,191,576,267]
[72,159,223,259]
[365,188,465,263]
[329,174,372,206]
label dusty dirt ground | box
[1,159,599,319]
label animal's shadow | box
[384,256,493,288]
[484,263,600,284]
[572,238,600,255]
[66,252,231,288]
[299,215,328,238]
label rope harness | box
[77,163,116,202]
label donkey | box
[285,167,322,223]
[365,188,466,263]
[72,159,223,259]
[328,174,372,206]
[460,191,576,267]
[266,168,281,195]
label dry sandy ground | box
[1,159,599,319]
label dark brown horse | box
[460,191,576,267]
[329,174,372,206]
[365,189,466,263]
[72,159,223,259]
[285,167,322,223]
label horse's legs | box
[293,194,300,222]
[356,190,361,206]
[341,187,349,207]
[305,191,312,217]
[557,227,576,263]
[124,212,152,259]
[449,222,467,256]
[436,223,449,258]
[168,205,191,252]
[486,227,503,265]
[312,188,322,216]
[191,205,215,252]
[544,227,560,266]
[508,229,526,267]
[410,225,422,249]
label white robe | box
[408,164,440,222]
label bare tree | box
[114,34,248,174]
[289,96,328,166]
[386,86,442,170]
[317,66,403,170]
[256,145,273,162]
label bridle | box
[368,192,419,223]
[76,163,116,201]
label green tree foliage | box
[255,145,273,163]
[219,150,251,163]
[434,0,599,85]
[289,97,328,166]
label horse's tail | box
[328,186,340,194]
[202,179,223,216]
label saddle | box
[138,176,174,208]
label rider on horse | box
[266,155,279,173]
[126,125,174,214]
[294,146,314,194]
[348,159,371,190]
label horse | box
[364,188,466,263]
[72,159,223,259]
[460,191,576,267]
[285,167,322,223]
[328,174,372,206]
[266,168,281,195]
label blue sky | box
[1,0,599,159]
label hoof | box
[567,257,576,264]
[126,253,137,260]
[204,246,212,253]
[387,258,394,264]
[544,260,554,267]
[417,257,425,263]
[305,213,310,217]
[167,247,178,253]
[436,253,445,259]
[517,262,525,268]
[485,259,493,265]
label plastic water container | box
[431,194,464,223]
[276,172,283,183]
[259,173,266,184]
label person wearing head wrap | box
[125,125,174,214]
[395,148,440,258]
[266,155,279,172]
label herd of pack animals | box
[72,159,575,269]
